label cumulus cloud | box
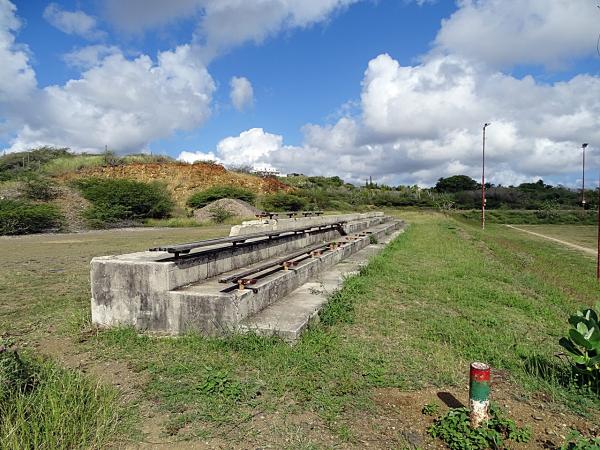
[197,51,600,186]
[101,0,358,59]
[63,44,121,69]
[434,0,600,69]
[102,0,202,33]
[0,0,37,134]
[178,128,284,170]
[229,76,254,111]
[43,3,106,40]
[1,2,215,154]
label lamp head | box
[582,143,589,149]
[483,123,491,129]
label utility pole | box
[482,123,491,230]
[582,143,589,208]
[597,170,599,281]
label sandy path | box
[505,224,597,256]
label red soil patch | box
[58,162,290,206]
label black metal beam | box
[149,222,345,256]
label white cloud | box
[101,0,359,59]
[196,0,359,58]
[202,52,600,186]
[4,42,215,153]
[229,76,254,111]
[434,0,600,69]
[43,3,106,40]
[178,150,221,164]
[0,0,37,135]
[63,45,121,69]
[102,0,202,33]
[177,128,291,172]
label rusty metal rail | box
[219,239,345,293]
[255,210,324,219]
[149,222,345,258]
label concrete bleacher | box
[90,212,405,341]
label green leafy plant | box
[369,234,378,244]
[73,177,173,226]
[186,186,256,209]
[209,205,234,224]
[0,199,63,235]
[199,367,243,400]
[559,302,600,385]
[428,404,531,450]
[422,402,440,416]
[22,176,58,201]
[559,430,600,450]
[261,192,307,211]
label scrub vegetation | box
[1,147,597,235]
[72,177,174,227]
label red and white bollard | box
[469,362,491,428]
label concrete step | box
[239,224,405,342]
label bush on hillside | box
[0,199,63,235]
[22,177,58,201]
[0,147,71,181]
[186,186,256,209]
[261,193,308,211]
[73,178,173,226]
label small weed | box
[199,367,243,400]
[422,402,440,416]
[209,205,234,224]
[369,234,378,244]
[428,404,531,450]
[559,430,600,449]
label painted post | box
[469,362,491,428]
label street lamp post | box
[582,143,589,208]
[482,123,491,230]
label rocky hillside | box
[58,162,289,206]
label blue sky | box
[2,0,600,186]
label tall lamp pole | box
[582,143,589,208]
[482,123,491,230]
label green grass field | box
[1,212,599,448]
[514,224,597,251]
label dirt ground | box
[31,333,600,449]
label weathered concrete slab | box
[229,212,384,236]
[240,226,406,342]
[90,212,404,338]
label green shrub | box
[0,146,71,181]
[73,178,173,226]
[209,205,234,223]
[0,199,63,235]
[261,192,307,211]
[22,177,58,201]
[559,302,600,390]
[186,186,256,209]
[560,430,600,449]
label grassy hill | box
[0,148,289,234]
